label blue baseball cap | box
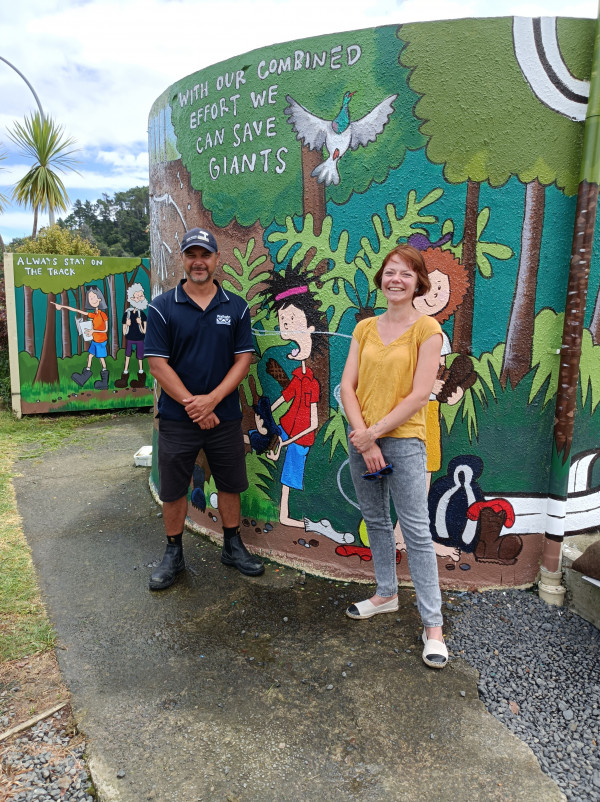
[180,227,218,254]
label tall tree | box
[9,111,79,238]
[59,187,150,257]
[399,18,593,375]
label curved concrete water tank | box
[148,16,600,589]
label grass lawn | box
[0,409,117,662]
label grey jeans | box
[349,435,443,628]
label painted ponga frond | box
[268,214,361,332]
[220,238,272,326]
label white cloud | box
[66,168,149,191]
[96,150,149,170]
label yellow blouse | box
[353,315,442,442]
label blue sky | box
[0,0,596,244]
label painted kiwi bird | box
[284,90,398,186]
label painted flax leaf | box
[471,344,505,398]
[353,253,387,309]
[579,330,600,412]
[440,385,479,440]
[530,309,563,406]
[461,389,479,440]
[440,395,461,434]
[239,366,264,407]
[469,377,489,407]
[439,348,504,439]
[323,408,349,459]
[245,451,276,498]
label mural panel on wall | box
[148,17,600,588]
[5,253,153,415]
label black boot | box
[72,367,92,387]
[149,543,185,590]
[94,369,109,390]
[221,534,264,576]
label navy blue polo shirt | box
[145,279,254,422]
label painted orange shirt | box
[88,310,108,343]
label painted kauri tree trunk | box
[23,286,35,355]
[107,274,118,358]
[301,145,326,237]
[554,180,599,461]
[60,291,71,358]
[451,179,479,354]
[500,179,545,389]
[33,294,59,385]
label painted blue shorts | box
[89,340,108,358]
[279,426,309,491]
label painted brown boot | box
[130,371,147,388]
[474,507,522,565]
[114,371,129,388]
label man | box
[115,282,148,388]
[145,227,263,590]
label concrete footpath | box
[14,413,564,802]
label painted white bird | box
[284,91,398,186]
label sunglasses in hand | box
[361,463,393,480]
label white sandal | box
[345,596,399,619]
[421,629,448,669]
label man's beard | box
[129,297,148,311]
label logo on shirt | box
[216,315,231,325]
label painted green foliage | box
[443,207,513,278]
[399,18,594,194]
[168,26,423,227]
[12,254,143,294]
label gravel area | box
[446,588,600,802]
[0,711,94,801]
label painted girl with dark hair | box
[55,285,111,390]
[261,262,327,529]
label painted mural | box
[5,253,153,415]
[148,17,600,588]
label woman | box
[340,244,447,669]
